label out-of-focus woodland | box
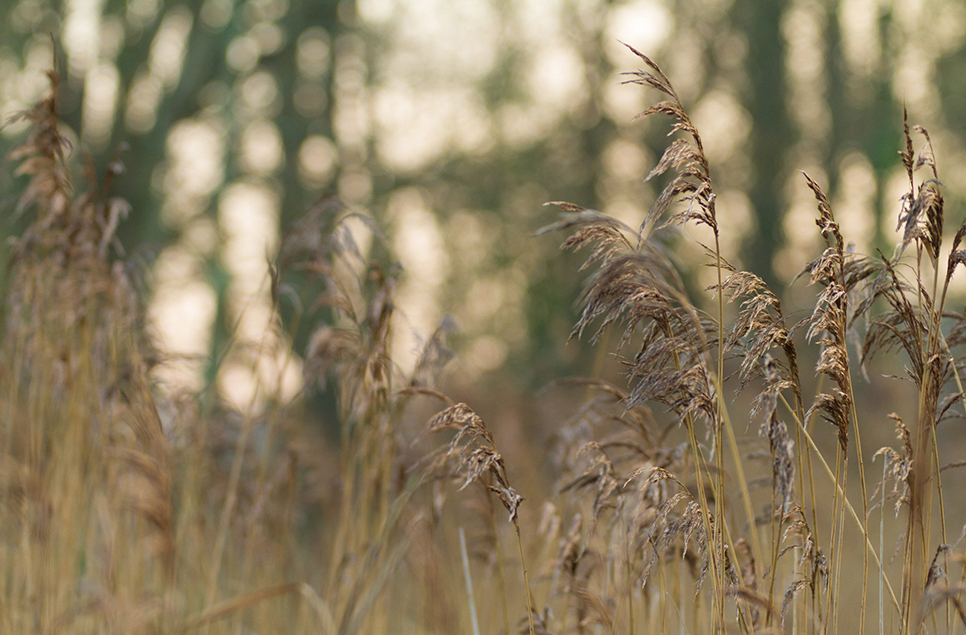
[5,0,966,400]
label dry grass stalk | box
[422,402,536,634]
[1,55,175,633]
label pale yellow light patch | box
[379,0,499,82]
[215,180,304,410]
[160,117,226,227]
[450,97,495,156]
[526,44,586,112]
[217,362,261,411]
[364,0,501,172]
[391,190,447,289]
[256,344,304,404]
[216,326,303,414]
[665,30,705,103]
[838,0,881,77]
[935,3,966,53]
[604,199,645,233]
[339,214,375,279]
[165,118,226,196]
[338,170,373,204]
[333,34,366,92]
[183,217,220,257]
[149,7,193,89]
[219,181,279,298]
[373,85,492,172]
[81,62,119,151]
[499,103,552,149]
[0,54,23,134]
[497,43,589,148]
[99,15,125,59]
[226,35,260,74]
[603,0,672,65]
[0,37,71,138]
[64,0,105,76]
[298,135,338,189]
[715,32,747,71]
[148,114,226,393]
[235,303,276,349]
[603,138,647,181]
[833,153,877,254]
[462,277,507,329]
[252,22,286,56]
[464,335,509,374]
[201,0,233,30]
[390,188,449,373]
[371,84,445,171]
[239,119,285,175]
[716,189,756,260]
[783,0,830,142]
[601,72,647,123]
[332,34,370,152]
[238,70,281,118]
[892,45,938,118]
[691,89,750,165]
[358,0,394,24]
[124,71,163,134]
[11,0,46,32]
[894,0,924,28]
[126,0,160,29]
[245,0,289,23]
[148,245,217,393]
[297,27,331,80]
[774,167,827,282]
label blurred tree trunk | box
[735,0,793,287]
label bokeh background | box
[2,0,966,409]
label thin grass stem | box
[514,522,537,635]
[459,527,481,635]
[779,393,901,615]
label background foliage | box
[5,0,966,402]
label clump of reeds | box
[419,398,537,634]
[279,199,469,632]
[0,52,465,635]
[0,58,175,632]
[0,55,424,634]
[536,45,966,635]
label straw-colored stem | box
[714,229,728,633]
[779,392,901,615]
[459,527,481,635]
[823,442,845,635]
[514,521,536,635]
[487,488,512,635]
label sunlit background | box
[3,0,966,412]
